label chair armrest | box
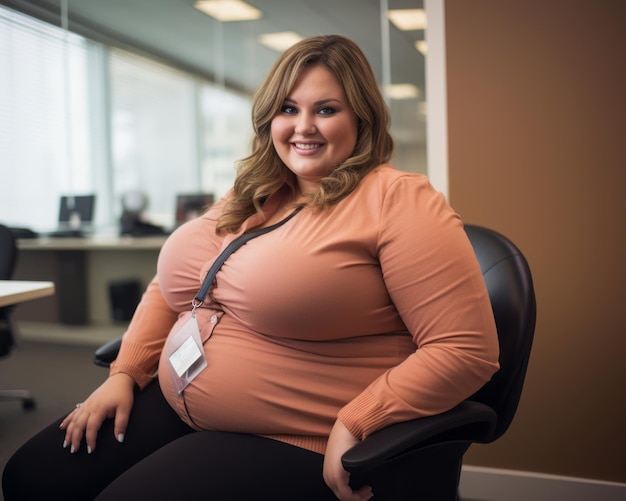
[341,400,497,474]
[93,337,122,367]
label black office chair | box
[0,224,36,410]
[94,224,536,500]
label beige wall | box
[444,0,626,483]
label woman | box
[2,35,499,501]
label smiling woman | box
[2,33,497,501]
[270,64,359,194]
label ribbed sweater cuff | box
[109,340,159,389]
[338,389,387,441]
[262,434,328,456]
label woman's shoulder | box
[354,164,452,222]
[160,196,228,255]
[361,163,435,195]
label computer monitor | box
[175,193,214,227]
[58,195,95,232]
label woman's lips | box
[292,142,323,154]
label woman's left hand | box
[323,420,373,501]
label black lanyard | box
[192,206,302,309]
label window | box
[109,49,200,228]
[109,49,252,229]
[0,6,96,231]
[0,6,250,233]
[198,83,252,201]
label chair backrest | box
[0,224,19,357]
[0,224,18,280]
[464,224,536,442]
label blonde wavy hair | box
[216,34,393,234]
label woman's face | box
[271,64,358,194]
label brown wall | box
[444,0,626,483]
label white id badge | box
[166,315,207,395]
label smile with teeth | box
[293,142,322,150]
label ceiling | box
[4,0,426,97]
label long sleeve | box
[109,276,178,388]
[338,174,499,440]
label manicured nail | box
[70,444,76,454]
[62,439,67,449]
[117,433,125,443]
[87,445,92,454]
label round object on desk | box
[121,191,148,213]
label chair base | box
[350,441,470,501]
[0,389,36,410]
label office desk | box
[0,280,55,307]
[17,235,167,252]
[15,236,167,325]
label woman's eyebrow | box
[283,97,344,106]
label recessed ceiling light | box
[194,0,262,22]
[258,32,304,52]
[385,84,420,100]
[387,9,427,31]
[415,40,428,55]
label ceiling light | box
[258,32,303,52]
[194,0,262,22]
[387,9,427,31]
[385,84,420,100]
[415,40,427,55]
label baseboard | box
[17,321,125,347]
[459,465,626,501]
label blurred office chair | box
[93,224,536,500]
[0,224,36,410]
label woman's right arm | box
[59,197,228,455]
[109,277,179,388]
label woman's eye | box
[281,105,297,114]
[318,107,336,115]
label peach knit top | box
[110,164,499,455]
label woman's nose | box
[294,113,316,135]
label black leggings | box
[2,381,338,501]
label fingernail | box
[62,440,67,449]
[87,445,92,454]
[70,444,76,454]
[117,433,125,443]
